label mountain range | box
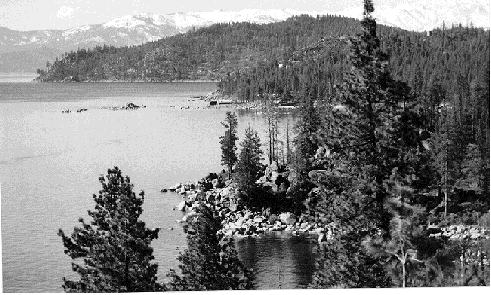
[1,1,489,73]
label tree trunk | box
[402,261,406,288]
[444,189,448,218]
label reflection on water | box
[236,232,318,289]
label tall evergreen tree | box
[289,85,321,212]
[235,126,264,192]
[307,0,424,288]
[58,167,161,292]
[219,111,239,178]
[166,204,254,291]
[320,0,411,233]
[293,86,322,183]
[264,100,280,164]
[431,105,459,218]
[455,143,483,193]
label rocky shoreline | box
[164,174,333,243]
[164,172,490,244]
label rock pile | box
[165,173,331,242]
[102,102,146,111]
[165,172,490,244]
[428,224,490,240]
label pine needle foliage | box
[307,0,425,288]
[220,111,239,178]
[166,204,255,291]
[235,126,264,192]
[57,167,161,292]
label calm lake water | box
[0,82,316,292]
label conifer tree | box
[166,204,254,291]
[289,86,321,211]
[293,86,321,182]
[235,126,263,192]
[264,100,280,164]
[432,106,459,218]
[307,0,424,288]
[362,169,427,287]
[219,111,239,179]
[455,143,483,193]
[307,156,390,288]
[58,167,161,292]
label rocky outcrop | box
[168,174,330,241]
[428,224,489,240]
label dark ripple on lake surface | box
[0,82,315,292]
[236,232,318,289]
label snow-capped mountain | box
[340,0,489,32]
[1,4,488,72]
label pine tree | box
[432,105,459,218]
[319,0,414,234]
[166,204,254,291]
[219,111,239,179]
[307,0,424,288]
[289,85,321,212]
[307,156,391,288]
[293,86,321,183]
[455,143,483,193]
[363,169,427,287]
[264,99,280,164]
[58,167,161,292]
[235,126,264,192]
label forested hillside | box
[35,14,367,82]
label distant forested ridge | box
[36,14,489,110]
[36,14,363,82]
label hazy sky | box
[0,0,401,31]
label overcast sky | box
[0,0,405,31]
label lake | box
[0,82,317,292]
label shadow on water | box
[235,232,318,289]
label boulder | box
[220,187,232,197]
[188,193,197,202]
[253,217,264,224]
[235,217,245,227]
[212,178,219,188]
[279,212,296,225]
[256,176,268,184]
[179,187,186,195]
[223,229,234,236]
[176,201,187,212]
